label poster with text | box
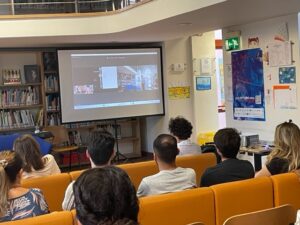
[232,48,265,121]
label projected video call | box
[58,48,164,123]
[70,52,161,110]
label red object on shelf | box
[61,151,89,165]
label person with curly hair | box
[73,166,139,225]
[168,116,201,155]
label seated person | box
[256,120,300,177]
[62,130,115,210]
[0,151,49,222]
[169,116,201,155]
[0,133,51,155]
[200,128,255,187]
[13,134,61,179]
[74,166,139,225]
[137,134,196,197]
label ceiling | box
[1,0,300,47]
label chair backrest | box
[0,211,74,225]
[223,204,297,225]
[186,223,205,225]
[176,153,217,184]
[211,177,274,225]
[118,160,159,190]
[21,173,71,212]
[271,172,300,208]
[139,188,215,225]
[69,169,86,181]
[43,125,70,146]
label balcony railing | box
[0,0,147,16]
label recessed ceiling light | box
[178,22,192,26]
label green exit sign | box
[225,37,240,51]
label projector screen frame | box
[56,46,165,124]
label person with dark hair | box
[74,166,139,225]
[200,128,254,187]
[168,116,201,155]
[13,134,61,179]
[0,151,49,222]
[137,134,196,197]
[62,130,115,210]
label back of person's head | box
[13,134,44,173]
[168,116,193,140]
[270,120,300,171]
[87,130,115,166]
[74,166,139,225]
[153,134,179,164]
[0,151,23,216]
[213,128,241,159]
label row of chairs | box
[21,153,217,212]
[4,172,300,225]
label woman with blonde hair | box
[0,151,49,222]
[13,134,60,179]
[256,120,300,177]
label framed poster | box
[231,48,265,121]
[24,65,41,84]
[196,76,211,90]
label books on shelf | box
[0,86,40,107]
[47,113,61,126]
[45,75,59,92]
[46,95,60,111]
[0,109,35,129]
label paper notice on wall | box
[168,86,190,100]
[273,85,297,109]
[268,41,292,67]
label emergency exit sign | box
[225,37,240,51]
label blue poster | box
[232,48,265,121]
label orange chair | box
[0,211,74,225]
[271,172,300,208]
[211,177,274,225]
[223,204,297,225]
[139,188,215,225]
[21,173,71,212]
[119,153,216,189]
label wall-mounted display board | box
[231,48,265,121]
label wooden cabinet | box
[64,118,141,158]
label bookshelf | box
[0,49,142,159]
[42,52,61,126]
[0,51,44,132]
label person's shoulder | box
[30,188,44,196]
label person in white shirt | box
[13,134,60,179]
[169,116,201,155]
[62,130,115,211]
[137,134,196,197]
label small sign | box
[196,76,211,91]
[225,37,240,51]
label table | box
[240,146,273,171]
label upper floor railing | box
[0,0,148,17]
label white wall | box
[191,33,219,135]
[223,14,300,141]
[144,37,195,152]
[143,33,221,152]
